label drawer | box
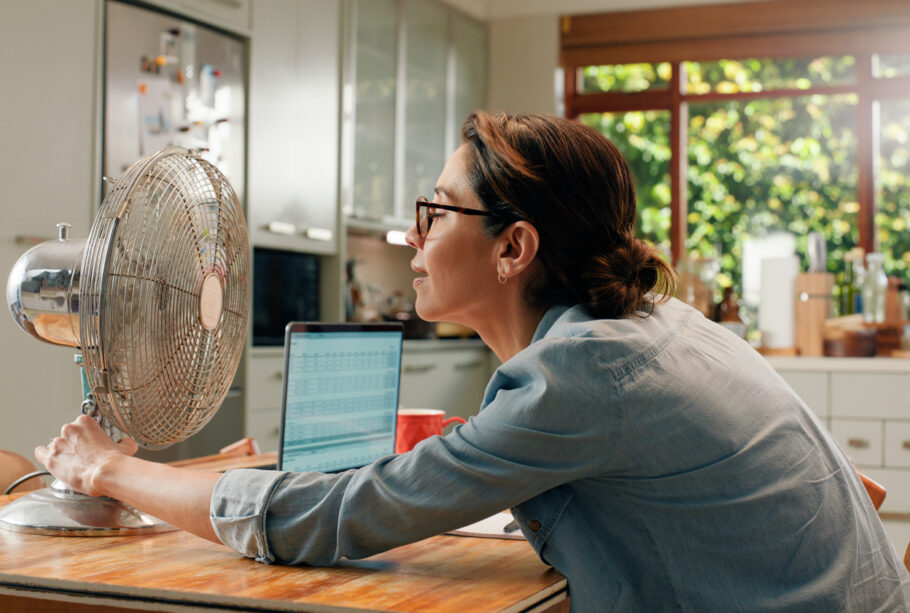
[830,418,883,467]
[247,355,285,412]
[778,371,828,418]
[885,421,910,469]
[831,373,910,419]
[247,407,281,453]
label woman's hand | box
[34,414,138,497]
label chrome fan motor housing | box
[7,224,85,348]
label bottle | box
[861,253,888,324]
[838,252,856,316]
[852,248,866,315]
[344,259,362,321]
[716,287,747,338]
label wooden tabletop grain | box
[0,491,566,612]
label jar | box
[861,253,887,324]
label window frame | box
[561,0,910,263]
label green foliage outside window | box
[578,57,910,296]
[878,99,910,277]
[578,111,672,257]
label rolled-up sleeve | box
[210,468,289,563]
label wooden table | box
[0,460,567,612]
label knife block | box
[796,272,834,357]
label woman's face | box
[406,145,501,325]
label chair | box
[856,470,886,510]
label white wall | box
[487,15,560,114]
[482,0,760,115]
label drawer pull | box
[847,438,870,450]
[403,364,436,374]
[902,440,910,451]
[454,361,483,370]
[271,371,283,381]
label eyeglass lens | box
[416,197,435,238]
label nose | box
[405,221,422,249]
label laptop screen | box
[278,322,404,473]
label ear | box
[495,221,540,280]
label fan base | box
[0,484,177,537]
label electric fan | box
[2,146,250,535]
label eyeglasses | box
[415,196,497,239]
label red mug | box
[395,409,466,453]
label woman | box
[36,112,909,611]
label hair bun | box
[580,239,672,318]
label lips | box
[411,262,427,288]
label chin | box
[414,296,449,324]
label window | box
[561,1,910,299]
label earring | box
[498,270,507,285]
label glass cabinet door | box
[451,12,488,155]
[347,0,398,222]
[401,0,448,212]
[343,0,488,228]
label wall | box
[484,0,762,115]
[487,15,560,114]
[0,0,103,463]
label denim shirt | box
[211,299,910,612]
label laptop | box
[277,322,404,473]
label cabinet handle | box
[902,441,910,451]
[265,221,296,235]
[302,227,333,242]
[271,371,283,381]
[847,437,870,450]
[403,364,436,374]
[454,361,484,370]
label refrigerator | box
[104,0,247,462]
[104,0,245,198]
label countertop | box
[764,355,910,372]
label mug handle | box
[442,416,467,428]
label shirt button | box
[527,520,541,532]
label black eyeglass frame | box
[415,196,498,239]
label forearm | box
[93,454,222,543]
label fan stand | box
[0,356,177,536]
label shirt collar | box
[530,303,575,344]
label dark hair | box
[461,111,676,319]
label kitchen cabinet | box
[399,341,493,421]
[246,350,285,452]
[767,356,910,551]
[140,0,251,34]
[0,0,104,461]
[451,12,488,146]
[401,0,449,208]
[343,0,398,225]
[248,0,341,255]
[341,0,488,228]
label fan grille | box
[80,148,250,449]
